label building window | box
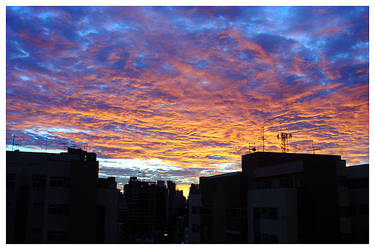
[348,178,368,189]
[280,177,290,188]
[7,173,16,189]
[50,177,70,188]
[269,235,279,243]
[47,231,67,242]
[254,207,262,218]
[256,180,272,189]
[48,204,69,215]
[32,175,46,189]
[33,202,44,210]
[361,229,369,240]
[226,208,241,217]
[360,204,368,215]
[255,233,279,243]
[192,224,200,232]
[254,207,278,220]
[192,206,200,214]
[337,176,348,187]
[339,206,350,217]
[268,208,278,219]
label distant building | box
[122,177,186,243]
[123,177,168,243]
[188,184,201,243]
[97,177,120,243]
[6,148,119,243]
[345,164,369,243]
[200,172,248,243]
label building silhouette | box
[200,172,248,243]
[193,152,369,244]
[123,177,168,243]
[6,148,119,243]
[122,177,186,243]
[6,148,368,244]
[345,164,369,243]
[187,184,201,243]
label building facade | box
[188,184,201,243]
[194,152,369,243]
[6,148,118,243]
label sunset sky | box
[6,6,369,195]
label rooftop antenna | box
[42,139,48,151]
[248,142,256,153]
[11,134,20,151]
[62,142,68,151]
[311,140,321,155]
[260,125,265,152]
[277,132,292,153]
[11,134,15,151]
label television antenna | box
[311,140,321,154]
[248,142,256,153]
[277,132,292,153]
[260,125,265,152]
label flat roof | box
[201,171,242,180]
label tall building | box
[243,152,348,243]
[122,177,187,243]
[6,148,119,243]
[187,184,201,243]
[123,177,168,243]
[345,164,369,243]
[197,152,368,243]
[200,172,248,243]
[97,177,120,243]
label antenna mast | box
[261,125,265,152]
[12,134,15,151]
[248,142,256,153]
[277,132,292,153]
[311,140,320,154]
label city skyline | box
[6,6,369,191]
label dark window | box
[361,229,369,240]
[280,177,290,188]
[192,206,200,214]
[226,208,241,217]
[47,231,67,242]
[50,177,70,188]
[268,208,278,219]
[253,207,278,220]
[48,204,69,215]
[32,175,46,189]
[254,232,261,243]
[32,228,42,233]
[33,202,44,210]
[256,233,279,243]
[337,176,348,187]
[339,206,350,217]
[360,204,368,215]
[7,173,16,189]
[348,178,368,189]
[192,224,200,232]
[269,235,279,243]
[254,207,261,218]
[256,179,273,189]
